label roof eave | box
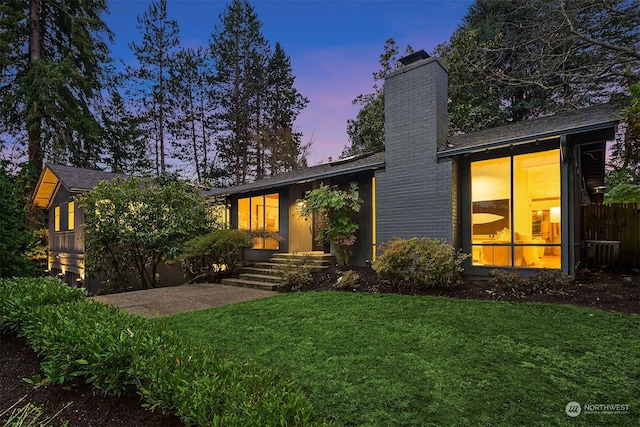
[437,121,618,159]
[208,161,385,198]
[31,166,64,209]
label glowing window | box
[68,201,75,230]
[471,149,560,268]
[54,206,61,232]
[237,194,279,249]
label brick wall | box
[375,56,454,246]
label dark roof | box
[32,164,128,209]
[205,151,385,197]
[47,164,127,191]
[439,104,621,158]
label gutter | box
[207,160,386,198]
[437,121,618,159]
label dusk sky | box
[104,0,474,165]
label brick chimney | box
[375,51,456,246]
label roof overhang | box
[437,121,618,159]
[32,167,62,209]
[207,160,385,199]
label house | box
[31,164,184,293]
[209,51,620,277]
[32,51,620,285]
[32,164,127,291]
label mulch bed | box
[0,336,183,427]
[293,265,640,315]
[1,267,637,426]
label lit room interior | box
[470,149,561,268]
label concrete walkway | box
[90,283,275,318]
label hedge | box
[0,277,330,426]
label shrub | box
[2,277,329,426]
[335,270,360,290]
[132,337,322,426]
[525,269,573,294]
[490,268,573,295]
[21,301,168,396]
[489,269,527,294]
[277,255,314,292]
[0,277,85,335]
[180,229,252,282]
[373,238,469,287]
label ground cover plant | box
[164,292,640,426]
[0,277,328,426]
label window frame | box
[466,144,562,270]
[237,193,279,250]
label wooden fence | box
[581,203,639,267]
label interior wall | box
[287,183,313,253]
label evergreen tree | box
[168,46,217,183]
[0,161,40,277]
[128,0,180,175]
[342,39,412,157]
[436,0,640,133]
[263,42,309,176]
[98,89,151,175]
[0,0,113,175]
[210,0,270,185]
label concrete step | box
[221,278,279,291]
[253,262,328,273]
[238,266,277,275]
[223,253,335,292]
[239,273,282,284]
[271,253,336,264]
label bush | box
[0,277,85,335]
[335,270,360,290]
[490,268,573,295]
[526,269,573,293]
[277,255,314,292]
[132,338,321,426]
[373,238,469,287]
[180,229,252,282]
[21,301,155,395]
[489,269,527,294]
[2,276,329,426]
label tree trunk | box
[159,62,165,173]
[28,0,43,176]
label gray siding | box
[376,56,453,246]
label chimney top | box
[399,50,429,66]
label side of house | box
[31,164,185,294]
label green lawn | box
[163,292,639,426]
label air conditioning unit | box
[584,240,620,268]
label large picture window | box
[238,193,279,249]
[470,149,560,268]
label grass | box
[163,292,640,426]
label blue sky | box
[104,0,473,164]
